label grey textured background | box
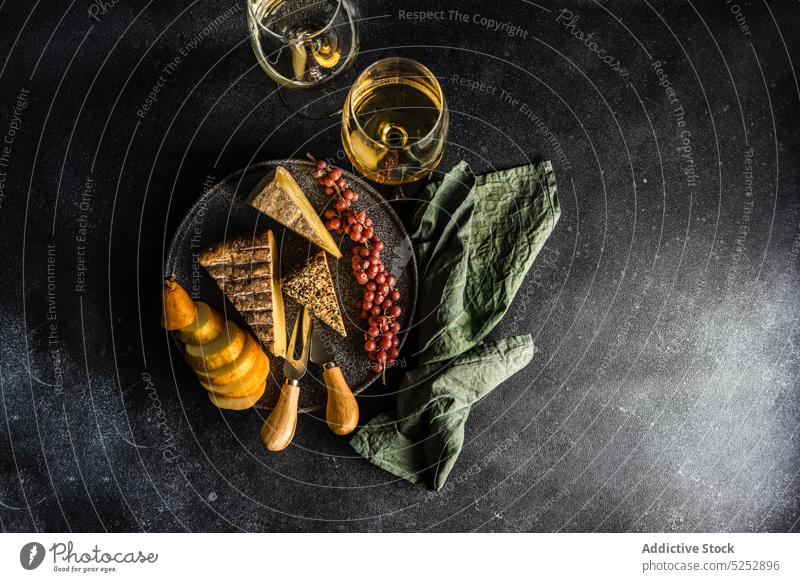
[0,0,798,532]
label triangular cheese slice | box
[198,230,287,357]
[281,251,346,337]
[246,166,343,259]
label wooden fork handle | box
[323,364,359,435]
[260,379,299,452]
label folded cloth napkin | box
[350,161,560,489]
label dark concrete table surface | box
[1,0,798,532]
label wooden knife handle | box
[260,379,300,452]
[323,365,359,435]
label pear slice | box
[246,166,342,259]
[194,333,261,386]
[281,251,346,336]
[175,301,225,346]
[184,320,246,372]
[208,381,266,411]
[202,350,269,398]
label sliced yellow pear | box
[208,381,266,410]
[194,333,262,386]
[175,301,225,346]
[202,349,269,398]
[184,320,246,372]
[246,166,342,259]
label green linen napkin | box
[350,160,560,489]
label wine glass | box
[341,58,449,185]
[248,0,359,117]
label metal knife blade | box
[283,307,312,380]
[309,319,334,366]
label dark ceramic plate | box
[166,160,417,413]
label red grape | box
[310,158,404,376]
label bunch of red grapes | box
[312,157,402,375]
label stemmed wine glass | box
[341,58,449,186]
[248,0,359,118]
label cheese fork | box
[260,307,312,452]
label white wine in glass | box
[248,0,358,89]
[342,58,449,185]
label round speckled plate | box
[166,160,417,413]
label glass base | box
[275,57,360,120]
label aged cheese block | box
[281,251,346,337]
[246,165,343,259]
[198,230,287,357]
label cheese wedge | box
[194,333,262,386]
[202,349,269,397]
[184,320,246,372]
[281,251,347,336]
[208,381,266,410]
[198,230,287,357]
[175,301,225,345]
[246,166,342,259]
